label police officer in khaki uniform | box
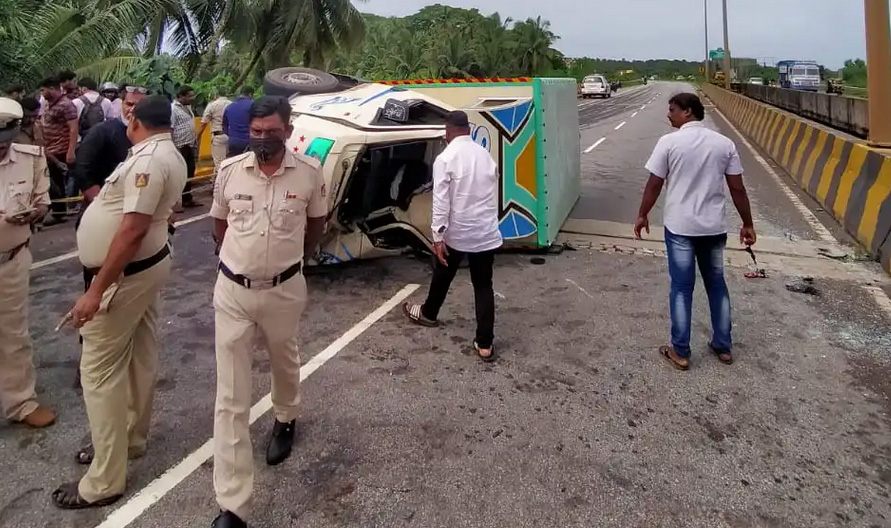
[0,97,55,429]
[52,95,187,510]
[198,93,231,174]
[209,96,326,528]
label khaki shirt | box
[211,150,326,280]
[77,133,187,268]
[0,143,51,252]
[202,97,231,134]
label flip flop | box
[709,343,734,365]
[659,346,689,371]
[403,302,438,327]
[473,341,497,363]
[51,482,122,510]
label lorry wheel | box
[263,67,341,97]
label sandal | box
[403,303,438,328]
[76,444,146,465]
[659,346,689,371]
[474,341,497,363]
[51,482,122,510]
[708,343,734,365]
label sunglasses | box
[123,86,149,94]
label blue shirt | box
[223,96,253,147]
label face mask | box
[249,136,285,163]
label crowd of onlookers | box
[1,71,258,223]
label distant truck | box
[777,60,821,91]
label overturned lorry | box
[262,68,581,267]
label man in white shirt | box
[403,111,503,362]
[634,93,756,371]
[72,78,114,135]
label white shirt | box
[432,135,503,253]
[107,98,122,120]
[72,91,114,121]
[645,121,744,236]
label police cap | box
[0,97,23,143]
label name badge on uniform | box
[233,194,252,201]
[284,190,299,200]
[135,173,150,188]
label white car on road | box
[580,75,611,99]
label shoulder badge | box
[11,143,42,157]
[219,152,251,173]
[294,151,322,171]
[135,173,150,188]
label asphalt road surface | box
[2,82,891,528]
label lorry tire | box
[263,67,341,97]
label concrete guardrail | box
[701,83,891,273]
[739,84,869,139]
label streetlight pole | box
[704,0,709,81]
[864,0,891,148]
[722,0,732,89]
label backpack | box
[78,95,105,136]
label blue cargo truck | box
[777,60,821,91]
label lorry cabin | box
[777,60,821,92]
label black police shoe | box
[266,419,297,466]
[212,510,247,528]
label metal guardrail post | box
[865,0,891,148]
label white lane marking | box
[30,213,211,271]
[631,111,639,118]
[584,137,607,153]
[709,106,837,243]
[615,121,627,131]
[641,105,647,110]
[566,278,594,299]
[864,286,891,321]
[92,283,420,528]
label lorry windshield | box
[792,67,820,76]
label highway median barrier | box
[701,83,891,274]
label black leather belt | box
[84,243,170,278]
[212,131,225,136]
[219,261,302,290]
[0,240,29,264]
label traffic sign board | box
[709,48,725,60]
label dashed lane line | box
[631,111,639,118]
[584,137,607,154]
[615,121,627,131]
[92,283,421,528]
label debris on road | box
[786,276,821,296]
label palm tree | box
[476,13,515,77]
[513,16,560,76]
[229,0,366,88]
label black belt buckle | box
[220,261,301,290]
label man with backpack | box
[73,78,114,140]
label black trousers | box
[47,161,68,216]
[178,145,196,204]
[421,246,496,349]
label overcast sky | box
[360,0,868,69]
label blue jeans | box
[664,228,732,358]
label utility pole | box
[864,0,891,148]
[722,0,732,89]
[704,0,709,81]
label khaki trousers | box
[211,135,229,174]
[0,248,38,421]
[78,256,172,502]
[213,272,307,520]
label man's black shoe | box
[266,419,296,466]
[212,510,247,528]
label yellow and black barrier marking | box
[701,83,891,273]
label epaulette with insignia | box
[11,143,42,156]
[220,152,251,172]
[293,151,321,170]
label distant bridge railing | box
[730,83,869,139]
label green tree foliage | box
[330,6,563,80]
[842,58,867,88]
